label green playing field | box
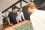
[16,22,33,30]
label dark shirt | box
[8,12,17,24]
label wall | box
[0,12,3,30]
[0,0,30,12]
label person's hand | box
[24,19,25,21]
[9,23,13,26]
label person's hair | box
[17,8,20,11]
[27,2,36,9]
[27,3,33,9]
[12,6,18,11]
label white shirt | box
[30,9,45,30]
[16,11,25,21]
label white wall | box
[0,0,30,12]
[0,0,18,12]
[0,12,3,25]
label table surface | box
[3,20,33,30]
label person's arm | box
[7,17,13,25]
[8,13,13,25]
[7,17,10,24]
[21,12,25,20]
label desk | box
[3,20,33,30]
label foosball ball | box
[3,20,33,30]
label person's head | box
[27,2,37,13]
[18,8,22,12]
[12,6,18,13]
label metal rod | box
[19,0,22,8]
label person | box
[22,6,30,20]
[8,7,18,25]
[16,8,25,23]
[28,2,45,30]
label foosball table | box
[3,20,33,30]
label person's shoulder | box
[9,12,12,13]
[30,10,45,17]
[21,12,23,13]
[9,12,13,14]
[21,12,23,14]
[17,11,19,13]
[37,10,45,12]
[36,10,45,13]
